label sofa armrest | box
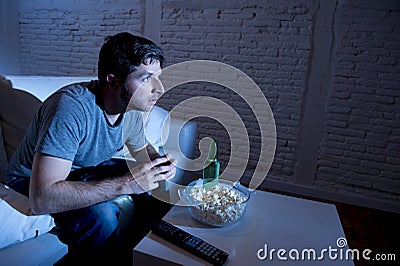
[164,119,197,185]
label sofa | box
[0,75,197,265]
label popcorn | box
[188,184,247,226]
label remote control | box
[151,220,229,266]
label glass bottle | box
[202,139,220,189]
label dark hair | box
[98,32,164,85]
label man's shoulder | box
[124,110,143,123]
[56,82,92,98]
[45,82,95,106]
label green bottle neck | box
[206,140,218,161]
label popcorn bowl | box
[178,179,251,227]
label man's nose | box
[152,78,164,95]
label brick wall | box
[19,0,141,76]
[158,0,316,185]
[316,0,400,202]
[12,0,400,208]
[156,0,399,206]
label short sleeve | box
[35,94,84,161]
[123,110,146,152]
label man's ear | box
[106,74,122,91]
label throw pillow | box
[0,184,55,249]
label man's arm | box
[29,152,174,214]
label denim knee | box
[84,202,119,244]
[52,201,120,255]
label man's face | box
[122,60,164,112]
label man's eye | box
[142,76,151,82]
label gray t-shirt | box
[6,82,145,181]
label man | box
[6,32,176,261]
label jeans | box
[7,159,133,262]
[51,201,120,258]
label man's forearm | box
[29,151,173,214]
[30,177,130,214]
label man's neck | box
[88,80,123,126]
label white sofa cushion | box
[5,76,94,102]
[143,106,170,153]
[0,184,55,250]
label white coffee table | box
[133,189,354,265]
